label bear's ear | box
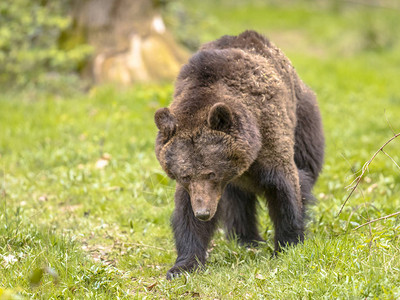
[155,107,177,142]
[207,102,233,132]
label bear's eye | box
[206,172,216,180]
[181,176,191,183]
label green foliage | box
[0,0,91,90]
[1,1,400,298]
[165,0,400,55]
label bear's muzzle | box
[189,181,221,222]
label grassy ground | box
[1,1,400,299]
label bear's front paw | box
[166,261,204,280]
[166,266,184,280]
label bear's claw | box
[166,267,183,280]
[166,261,204,280]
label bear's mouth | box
[192,200,220,221]
[194,208,213,221]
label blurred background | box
[1,0,399,92]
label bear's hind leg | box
[221,184,264,247]
[167,184,219,280]
[298,168,316,218]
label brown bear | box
[154,30,324,279]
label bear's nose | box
[194,209,211,221]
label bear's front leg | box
[258,165,304,252]
[221,184,265,247]
[167,184,219,280]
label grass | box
[1,1,400,298]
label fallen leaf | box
[102,153,112,160]
[146,282,157,291]
[95,153,112,169]
[95,158,109,169]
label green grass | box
[1,1,400,299]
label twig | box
[337,132,400,216]
[384,109,397,136]
[353,211,400,230]
[381,149,400,171]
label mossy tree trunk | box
[70,0,189,84]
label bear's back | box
[201,30,298,92]
[200,30,273,55]
[171,31,306,132]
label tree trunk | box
[71,0,189,84]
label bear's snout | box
[189,181,220,222]
[193,196,212,221]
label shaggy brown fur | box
[154,30,324,279]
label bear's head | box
[155,102,257,221]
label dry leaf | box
[95,159,109,169]
[146,282,157,291]
[95,153,112,169]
